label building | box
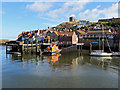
[78,30,115,39]
[69,16,75,22]
[57,31,78,45]
[46,30,58,42]
[76,29,117,48]
[98,17,120,22]
[77,20,89,28]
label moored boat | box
[90,52,112,57]
[43,43,61,55]
[89,25,112,57]
[112,51,120,56]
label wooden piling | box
[31,40,33,54]
[36,40,38,54]
[81,45,82,52]
[27,40,29,54]
[39,41,41,55]
[90,43,92,53]
[6,45,8,53]
[22,45,24,54]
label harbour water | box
[1,46,119,88]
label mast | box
[102,25,104,52]
[119,37,120,51]
[105,35,112,52]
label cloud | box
[26,2,52,12]
[78,11,99,21]
[26,0,91,22]
[83,9,90,14]
[78,3,118,21]
[70,14,76,17]
[46,8,63,18]
[26,2,118,22]
[99,3,118,18]
[96,5,101,8]
[92,5,101,12]
[46,0,91,19]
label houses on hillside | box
[16,16,119,48]
[17,29,78,45]
[57,31,78,45]
[46,30,78,45]
[16,26,119,47]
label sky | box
[0,1,119,40]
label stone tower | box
[69,16,75,22]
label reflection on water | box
[5,49,119,73]
[90,57,112,70]
[5,50,119,71]
[2,46,119,88]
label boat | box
[90,25,112,57]
[90,52,112,57]
[112,51,120,56]
[43,43,61,55]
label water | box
[1,46,119,88]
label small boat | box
[43,43,61,55]
[90,52,112,57]
[112,51,120,56]
[89,25,112,57]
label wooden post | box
[12,45,13,52]
[39,41,41,55]
[27,40,28,54]
[81,45,82,52]
[90,43,92,53]
[31,40,33,54]
[99,35,101,50]
[36,40,38,54]
[24,44,25,54]
[6,45,7,53]
[22,45,24,54]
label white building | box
[77,21,89,28]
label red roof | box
[56,31,74,37]
[39,30,47,34]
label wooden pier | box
[6,41,84,55]
[6,41,51,55]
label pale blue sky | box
[1,2,118,40]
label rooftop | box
[55,31,74,37]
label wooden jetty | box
[6,40,84,55]
[6,40,51,55]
